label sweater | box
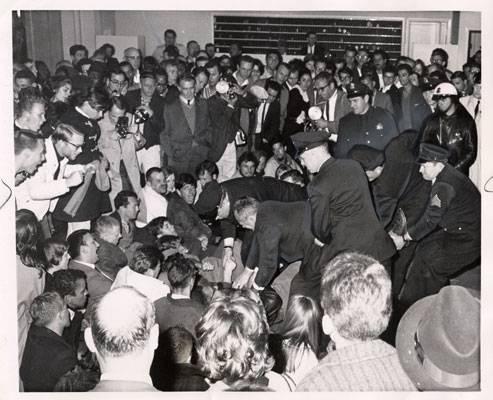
[296,339,416,391]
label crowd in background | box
[12,26,481,392]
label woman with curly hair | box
[16,209,47,366]
[195,290,291,391]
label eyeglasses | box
[110,79,126,87]
[315,84,329,92]
[64,139,83,150]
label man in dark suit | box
[161,74,211,175]
[312,71,351,137]
[390,144,480,308]
[123,71,165,173]
[334,82,399,159]
[361,71,394,116]
[397,64,431,133]
[301,31,325,57]
[51,269,89,352]
[110,190,140,256]
[194,177,307,268]
[232,198,317,296]
[67,229,113,312]
[84,287,159,391]
[93,215,128,280]
[291,131,396,299]
[253,80,281,153]
[381,65,402,121]
[20,292,76,391]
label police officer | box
[334,82,399,159]
[390,143,480,308]
[290,130,395,300]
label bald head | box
[124,47,141,70]
[88,287,156,358]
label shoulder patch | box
[430,193,441,208]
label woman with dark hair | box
[16,209,47,366]
[41,76,73,136]
[51,85,112,239]
[250,59,265,84]
[277,295,321,387]
[283,68,312,136]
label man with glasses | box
[421,82,477,176]
[52,86,112,239]
[123,47,142,87]
[312,71,351,140]
[124,71,165,174]
[105,69,128,98]
[16,123,86,233]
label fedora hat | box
[396,285,480,391]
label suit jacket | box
[220,176,307,240]
[20,325,77,392]
[313,89,352,134]
[258,99,281,143]
[308,158,396,263]
[123,89,165,148]
[68,259,112,311]
[95,237,128,280]
[371,132,431,229]
[301,43,325,56]
[62,310,84,352]
[253,79,289,133]
[91,379,158,392]
[161,97,210,175]
[372,91,394,116]
[383,84,402,121]
[167,192,212,257]
[283,87,310,136]
[154,295,206,336]
[398,85,432,133]
[246,201,315,288]
[207,95,240,162]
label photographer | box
[123,71,165,174]
[207,78,242,182]
[98,96,145,208]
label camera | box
[134,108,150,124]
[216,80,237,100]
[115,116,129,138]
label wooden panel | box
[214,15,402,60]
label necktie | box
[474,100,480,118]
[187,100,191,106]
[261,103,267,126]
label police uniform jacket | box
[372,132,431,229]
[245,201,315,288]
[52,108,112,222]
[407,164,480,259]
[221,176,307,241]
[308,157,395,263]
[334,106,399,159]
[420,103,478,175]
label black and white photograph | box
[0,1,490,397]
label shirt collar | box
[180,96,195,106]
[100,372,153,386]
[75,106,91,119]
[75,260,95,269]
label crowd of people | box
[12,26,481,392]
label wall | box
[457,11,481,64]
[114,10,456,57]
